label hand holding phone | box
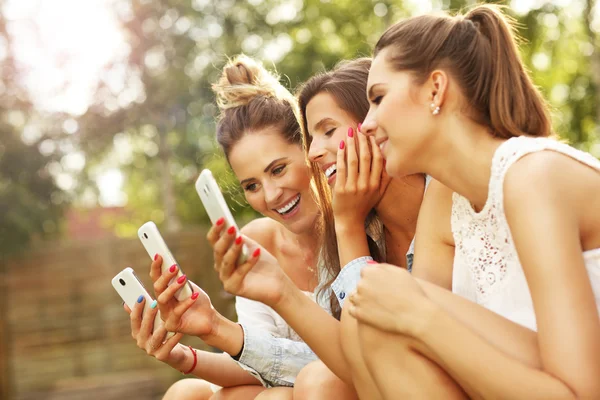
[195,169,248,265]
[138,221,194,301]
[111,267,162,332]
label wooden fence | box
[0,228,237,400]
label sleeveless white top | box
[451,136,600,331]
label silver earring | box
[431,103,440,115]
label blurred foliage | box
[1,0,599,245]
[0,17,67,257]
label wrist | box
[335,218,364,234]
[201,313,244,356]
[405,297,440,339]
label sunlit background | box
[1,0,599,399]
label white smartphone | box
[195,169,248,264]
[137,221,194,301]
[111,267,162,333]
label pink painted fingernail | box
[177,275,187,284]
[191,292,199,300]
[235,236,242,245]
[227,226,236,235]
[169,264,177,273]
[154,254,159,261]
[347,127,354,138]
[367,260,378,264]
[357,122,362,132]
[252,248,261,258]
[339,140,345,150]
[216,217,225,226]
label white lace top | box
[451,136,600,331]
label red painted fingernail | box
[227,226,236,235]
[252,248,261,258]
[169,264,177,273]
[154,254,159,261]
[177,275,187,284]
[216,217,225,226]
[235,236,242,245]
[347,127,353,137]
[191,292,199,300]
[357,122,362,132]
[339,140,345,150]
[367,260,378,264]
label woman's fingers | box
[218,232,244,281]
[172,290,200,321]
[139,299,159,346]
[369,135,384,189]
[335,139,347,190]
[206,218,226,246]
[149,255,163,282]
[357,131,372,190]
[129,296,145,339]
[213,226,238,273]
[345,127,358,191]
[228,247,261,292]
[153,261,179,297]
[157,272,189,306]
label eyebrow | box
[239,157,289,186]
[313,118,336,134]
[367,84,383,101]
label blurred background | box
[0,0,598,399]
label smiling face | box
[361,49,439,178]
[228,127,319,234]
[305,92,360,186]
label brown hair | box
[297,58,385,319]
[374,4,552,138]
[212,54,302,159]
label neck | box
[419,117,504,211]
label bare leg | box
[163,379,214,400]
[254,387,293,400]
[211,385,268,400]
[293,360,358,400]
[339,312,383,400]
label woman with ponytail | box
[339,4,600,398]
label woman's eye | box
[372,95,383,105]
[244,183,258,192]
[324,128,335,137]
[272,165,285,175]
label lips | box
[275,194,301,215]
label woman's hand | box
[334,126,391,227]
[125,297,186,366]
[150,255,214,338]
[347,262,435,337]
[207,219,291,308]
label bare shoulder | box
[503,150,600,211]
[241,217,279,252]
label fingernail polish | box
[169,264,177,273]
[339,140,345,150]
[252,248,261,258]
[150,300,158,309]
[235,236,242,245]
[154,254,159,261]
[367,260,378,265]
[177,275,187,284]
[227,226,236,235]
[216,217,225,226]
[137,295,144,303]
[347,127,354,137]
[191,292,199,300]
[357,122,362,132]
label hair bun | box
[213,54,288,111]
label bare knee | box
[163,379,214,400]
[294,361,358,400]
[211,385,266,400]
[254,387,293,400]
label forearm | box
[274,284,353,384]
[419,306,576,399]
[335,221,370,267]
[171,346,260,387]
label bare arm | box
[410,179,455,289]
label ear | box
[428,70,449,109]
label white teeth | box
[277,194,300,214]
[325,164,337,178]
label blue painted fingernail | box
[150,300,158,309]
[137,295,144,303]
